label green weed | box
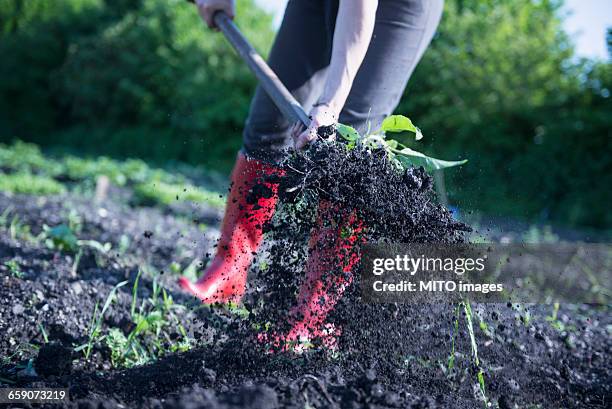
[446,302,488,406]
[42,223,112,269]
[7,215,36,243]
[1,343,40,372]
[463,301,488,407]
[0,206,13,226]
[3,259,23,278]
[447,304,460,372]
[103,272,195,368]
[545,302,572,332]
[134,180,225,208]
[0,172,65,195]
[38,324,49,344]
[75,280,128,359]
[43,224,78,252]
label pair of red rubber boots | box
[178,153,363,351]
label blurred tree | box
[0,0,274,170]
[398,0,611,228]
[0,0,609,229]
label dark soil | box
[0,139,610,408]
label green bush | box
[0,141,63,175]
[398,0,612,229]
[0,140,225,205]
[0,0,274,171]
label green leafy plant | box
[336,114,467,172]
[463,301,487,407]
[75,280,128,360]
[43,224,79,252]
[3,259,23,278]
[42,224,112,265]
[445,301,488,407]
[104,272,195,368]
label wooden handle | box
[213,12,310,127]
[187,1,310,127]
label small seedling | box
[38,324,49,344]
[71,248,83,277]
[3,260,23,279]
[118,234,131,255]
[67,209,83,234]
[43,224,78,252]
[42,223,111,269]
[75,280,128,359]
[447,304,460,372]
[103,272,196,368]
[545,302,571,331]
[463,301,488,407]
[9,215,35,242]
[0,206,14,226]
[336,114,467,173]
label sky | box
[255,0,611,60]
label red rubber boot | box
[267,201,365,352]
[179,152,281,304]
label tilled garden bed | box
[0,141,609,408]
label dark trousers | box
[243,0,444,163]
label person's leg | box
[180,0,337,303]
[280,0,444,350]
[339,0,444,132]
[243,0,338,163]
[178,151,280,303]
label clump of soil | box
[34,342,73,376]
[277,138,468,244]
[247,137,469,352]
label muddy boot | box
[266,200,365,352]
[179,152,281,304]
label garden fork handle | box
[211,11,311,128]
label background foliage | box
[399,0,611,229]
[0,0,273,170]
[0,0,610,229]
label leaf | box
[101,280,128,317]
[395,147,467,172]
[386,139,399,150]
[132,318,150,335]
[381,115,423,140]
[48,224,78,251]
[414,127,424,141]
[336,123,360,141]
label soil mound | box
[247,138,469,354]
